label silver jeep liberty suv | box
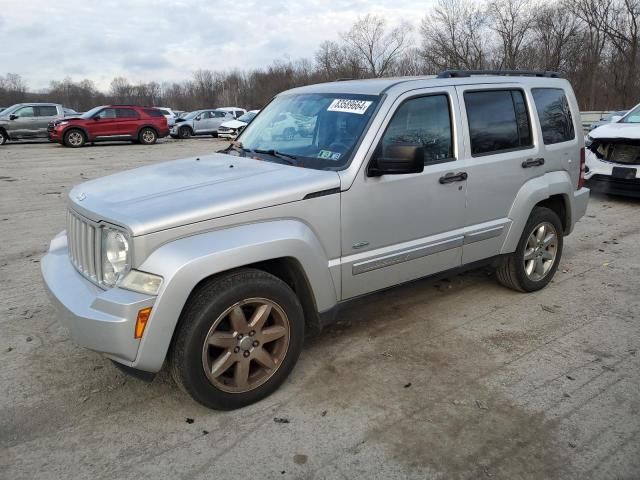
[42,70,589,409]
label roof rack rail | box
[335,78,354,82]
[437,69,561,79]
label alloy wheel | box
[201,298,290,393]
[523,221,558,281]
[141,129,156,144]
[67,131,84,147]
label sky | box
[0,0,432,91]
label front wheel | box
[169,269,304,410]
[496,206,563,292]
[63,129,86,148]
[139,127,157,145]
[0,130,7,145]
[178,126,192,139]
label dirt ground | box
[1,138,639,480]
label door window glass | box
[15,106,35,117]
[464,90,533,156]
[381,94,454,163]
[531,88,575,144]
[117,108,139,119]
[37,106,58,116]
[96,108,117,119]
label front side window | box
[532,88,575,144]
[96,108,117,119]
[14,106,35,117]
[621,104,640,123]
[465,90,532,156]
[235,93,380,170]
[381,94,454,164]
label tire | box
[138,127,157,145]
[63,129,86,148]
[169,269,304,410]
[0,130,7,145]
[178,126,192,139]
[211,132,218,138]
[496,206,564,292]
[170,134,179,139]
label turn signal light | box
[135,307,152,339]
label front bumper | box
[41,231,156,366]
[48,130,63,143]
[218,131,236,139]
[585,150,640,197]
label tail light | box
[578,147,586,189]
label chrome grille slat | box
[67,209,101,284]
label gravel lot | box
[1,139,639,479]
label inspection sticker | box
[327,98,372,115]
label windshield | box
[621,105,640,123]
[238,111,257,123]
[232,93,380,170]
[81,106,107,119]
[182,111,200,120]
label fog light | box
[135,307,152,339]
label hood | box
[589,122,640,140]
[220,119,246,129]
[68,153,341,236]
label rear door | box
[35,105,60,137]
[455,84,543,264]
[114,107,141,137]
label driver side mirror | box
[92,116,101,121]
[195,115,202,121]
[368,144,424,177]
[9,114,18,120]
[610,115,623,123]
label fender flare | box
[500,171,573,254]
[131,219,337,372]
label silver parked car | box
[169,109,234,139]
[0,103,74,145]
[42,71,589,410]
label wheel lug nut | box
[233,347,240,353]
[252,340,259,347]
[249,330,255,337]
[237,333,243,339]
[243,351,250,358]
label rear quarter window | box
[464,89,533,156]
[531,88,575,144]
[143,109,165,118]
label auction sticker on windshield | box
[327,99,373,115]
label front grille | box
[67,209,101,283]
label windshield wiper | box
[219,141,249,155]
[252,149,298,165]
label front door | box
[193,111,214,133]
[10,105,38,138]
[92,108,119,138]
[340,88,467,299]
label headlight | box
[585,135,593,147]
[102,228,130,286]
[118,270,163,295]
[58,121,69,126]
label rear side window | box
[531,88,575,144]
[117,108,139,119]
[464,90,532,156]
[143,108,165,118]
[37,106,58,116]
[381,94,454,164]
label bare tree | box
[532,5,581,71]
[487,0,536,69]
[421,0,489,71]
[341,14,412,77]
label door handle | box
[439,171,468,184]
[522,157,545,168]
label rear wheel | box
[496,206,563,292]
[169,269,304,410]
[139,127,157,145]
[63,129,86,148]
[178,126,192,139]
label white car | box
[216,107,246,119]
[156,107,177,127]
[585,102,640,197]
[217,110,259,139]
